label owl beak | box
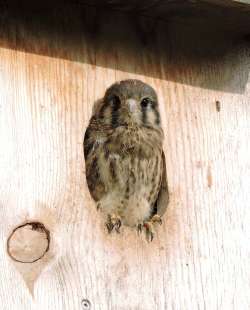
[127,99,137,113]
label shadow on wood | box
[0,3,249,93]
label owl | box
[84,79,167,241]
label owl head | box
[97,79,161,129]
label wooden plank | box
[1,0,250,36]
[73,0,250,14]
[0,5,250,310]
[69,0,250,10]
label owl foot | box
[137,214,162,242]
[106,214,122,234]
[137,222,155,241]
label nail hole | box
[215,100,221,112]
[81,299,91,309]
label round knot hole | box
[7,222,50,263]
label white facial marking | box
[147,109,157,125]
[127,99,137,113]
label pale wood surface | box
[0,7,250,310]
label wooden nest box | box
[0,1,250,309]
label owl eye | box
[110,95,121,110]
[141,97,153,108]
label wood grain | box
[78,0,250,11]
[0,6,249,310]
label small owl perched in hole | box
[84,79,167,241]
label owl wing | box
[153,151,169,217]
[83,117,107,202]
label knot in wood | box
[7,222,50,263]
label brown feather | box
[83,79,167,227]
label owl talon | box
[114,219,121,233]
[97,202,101,211]
[148,231,154,242]
[143,222,155,242]
[137,223,143,234]
[106,222,114,233]
[106,214,122,234]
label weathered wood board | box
[2,0,250,36]
[0,5,249,310]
